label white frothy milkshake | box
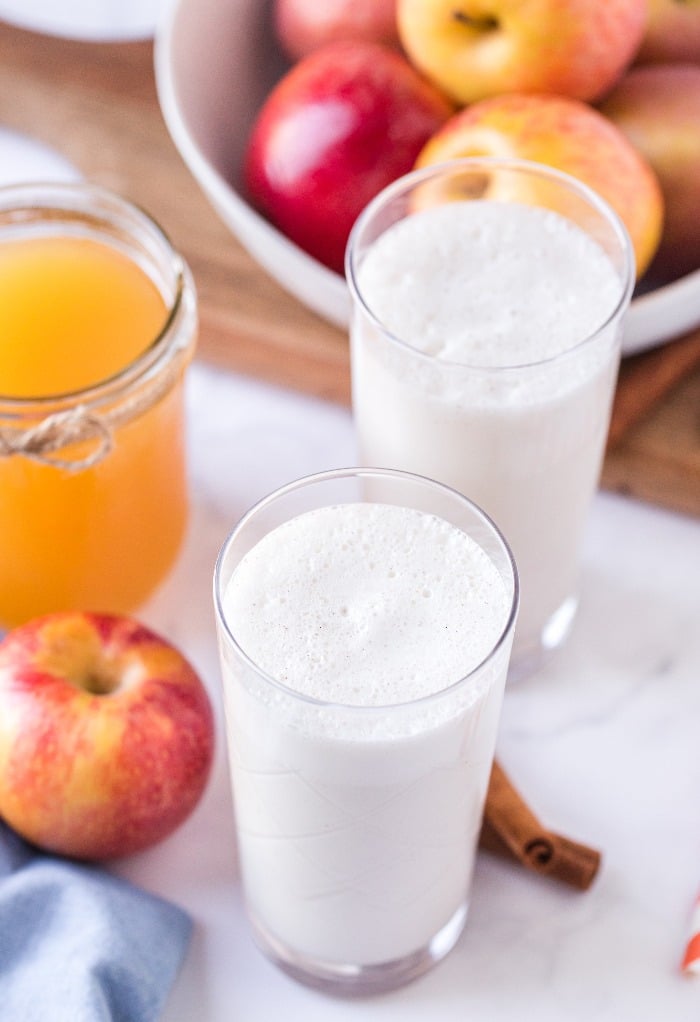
[217,496,515,986]
[350,191,628,665]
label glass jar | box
[0,182,197,628]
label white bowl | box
[155,0,700,356]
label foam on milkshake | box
[356,200,622,368]
[223,502,510,707]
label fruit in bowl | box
[274,0,399,59]
[396,0,648,105]
[415,93,665,278]
[243,40,453,273]
[0,612,215,860]
[635,0,700,64]
[600,64,700,282]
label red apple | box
[397,0,648,105]
[0,612,215,860]
[243,41,454,273]
[274,0,399,60]
[600,64,700,280]
[636,0,700,64]
[416,93,664,278]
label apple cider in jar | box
[0,183,197,629]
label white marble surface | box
[111,363,700,1022]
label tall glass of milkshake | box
[346,158,634,676]
[214,467,518,995]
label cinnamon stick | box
[608,327,700,448]
[479,760,601,891]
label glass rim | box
[213,466,519,715]
[0,181,193,409]
[345,155,635,373]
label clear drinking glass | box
[346,158,634,677]
[214,467,518,995]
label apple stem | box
[451,10,499,32]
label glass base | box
[248,902,468,997]
[508,594,578,683]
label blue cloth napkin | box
[0,822,192,1022]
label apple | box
[600,64,700,281]
[396,0,648,105]
[416,93,664,278]
[243,41,454,273]
[635,0,700,64]
[274,0,399,60]
[0,612,215,860]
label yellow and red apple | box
[274,0,398,60]
[397,0,648,105]
[601,64,700,281]
[0,612,215,860]
[635,0,700,64]
[243,41,453,273]
[416,93,664,277]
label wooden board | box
[0,21,697,515]
[604,365,700,517]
